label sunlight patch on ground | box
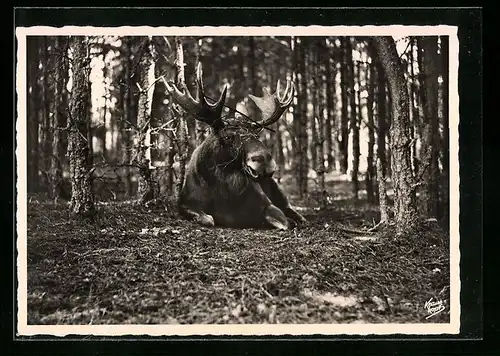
[302,288,359,308]
[353,236,379,242]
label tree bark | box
[419,36,440,218]
[310,45,318,169]
[440,35,450,224]
[27,37,40,193]
[325,49,336,170]
[366,61,376,204]
[349,46,360,200]
[376,157,389,222]
[41,38,51,159]
[135,37,158,203]
[194,38,206,146]
[174,37,189,200]
[121,37,133,197]
[376,63,388,179]
[275,122,285,181]
[339,37,350,174]
[67,36,95,217]
[99,61,109,161]
[297,37,309,198]
[372,36,418,233]
[40,37,54,189]
[49,36,69,200]
[314,44,327,209]
[409,37,420,176]
[248,37,258,96]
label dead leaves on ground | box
[26,201,450,325]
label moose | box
[164,63,307,230]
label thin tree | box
[49,36,69,200]
[372,36,418,233]
[248,37,258,95]
[40,37,54,188]
[339,37,350,174]
[310,43,318,168]
[348,44,360,200]
[98,50,109,161]
[134,37,158,203]
[324,40,336,170]
[409,37,420,176]
[67,36,95,217]
[314,43,327,209]
[365,60,376,204]
[292,37,309,198]
[27,37,40,193]
[419,36,440,218]
[194,38,207,146]
[173,37,189,199]
[440,35,450,224]
[121,37,134,197]
[297,37,309,197]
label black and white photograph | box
[15,24,461,336]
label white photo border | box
[15,25,460,337]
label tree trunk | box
[135,38,157,203]
[348,41,360,199]
[297,38,309,198]
[310,45,318,169]
[372,36,418,233]
[174,37,188,200]
[194,38,206,146]
[376,63,388,179]
[440,35,450,224]
[291,37,309,198]
[86,73,94,165]
[419,36,440,218]
[248,37,258,95]
[275,122,285,181]
[314,44,327,209]
[409,37,420,176]
[272,50,285,180]
[49,36,69,200]
[99,62,109,161]
[325,52,336,170]
[183,41,197,157]
[366,61,376,204]
[386,83,393,178]
[67,36,95,217]
[40,37,53,189]
[27,37,40,193]
[339,37,350,174]
[121,37,133,197]
[376,157,389,222]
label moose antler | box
[163,62,228,129]
[248,80,295,128]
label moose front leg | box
[259,178,307,225]
[249,180,289,230]
[178,175,215,227]
[178,204,215,227]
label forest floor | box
[25,173,450,326]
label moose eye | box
[251,155,264,162]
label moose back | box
[164,63,307,230]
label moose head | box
[164,63,307,230]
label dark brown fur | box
[178,127,306,230]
